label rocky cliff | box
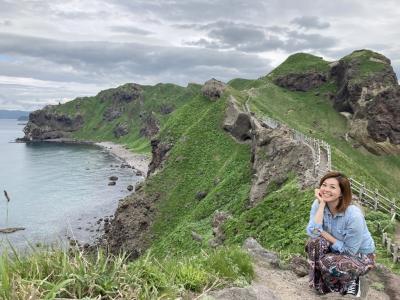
[330,50,400,154]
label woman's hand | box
[315,188,325,205]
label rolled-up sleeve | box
[306,200,323,238]
[331,211,364,256]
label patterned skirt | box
[305,237,375,294]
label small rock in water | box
[127,185,134,191]
[108,181,116,186]
[109,176,118,181]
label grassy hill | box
[2,50,400,298]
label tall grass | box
[0,245,253,299]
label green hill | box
[5,50,400,298]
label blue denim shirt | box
[306,200,375,256]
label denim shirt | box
[306,200,375,256]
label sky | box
[0,0,399,110]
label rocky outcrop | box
[22,109,84,141]
[330,50,400,154]
[274,72,327,91]
[113,122,129,138]
[249,118,315,206]
[102,188,159,258]
[98,83,143,104]
[209,211,232,248]
[202,78,226,100]
[139,113,160,138]
[223,98,252,142]
[147,139,172,176]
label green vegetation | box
[3,49,400,297]
[266,53,330,80]
[0,245,253,299]
[341,49,389,83]
[49,83,201,153]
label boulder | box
[242,238,280,268]
[289,256,309,277]
[109,176,118,181]
[209,211,232,247]
[223,97,252,142]
[195,191,207,200]
[127,185,134,191]
[108,181,116,186]
[201,78,226,101]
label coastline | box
[95,141,151,176]
[18,138,151,177]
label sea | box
[0,119,141,251]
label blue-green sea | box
[0,119,140,250]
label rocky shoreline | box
[16,138,151,177]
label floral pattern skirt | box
[305,237,375,294]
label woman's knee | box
[306,237,330,252]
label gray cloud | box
[291,16,330,29]
[110,25,153,35]
[184,21,335,52]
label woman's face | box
[319,177,342,203]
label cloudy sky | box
[0,0,399,110]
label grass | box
[247,78,400,198]
[265,53,330,80]
[0,245,253,299]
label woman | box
[306,171,375,297]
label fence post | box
[393,244,399,263]
[391,198,397,222]
[359,182,364,204]
[374,188,379,210]
[387,237,392,255]
[382,232,387,246]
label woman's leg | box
[318,252,375,294]
[305,237,331,294]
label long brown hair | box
[319,171,352,212]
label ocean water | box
[0,119,141,250]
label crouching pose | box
[306,171,375,297]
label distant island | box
[0,109,30,119]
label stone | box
[127,185,134,191]
[201,78,226,101]
[108,181,116,186]
[109,176,118,181]
[290,256,309,277]
[243,238,280,267]
[195,191,207,200]
[191,231,203,242]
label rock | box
[274,72,327,91]
[147,139,172,176]
[330,49,400,154]
[113,122,129,138]
[205,286,278,300]
[135,170,143,176]
[249,119,315,206]
[127,185,134,191]
[191,231,203,242]
[139,112,160,138]
[195,191,207,200]
[289,256,309,277]
[223,97,252,142]
[108,181,116,186]
[160,104,174,115]
[209,211,232,247]
[201,78,226,101]
[103,107,122,121]
[0,227,25,234]
[22,109,84,141]
[109,176,118,181]
[97,83,143,104]
[243,238,280,268]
